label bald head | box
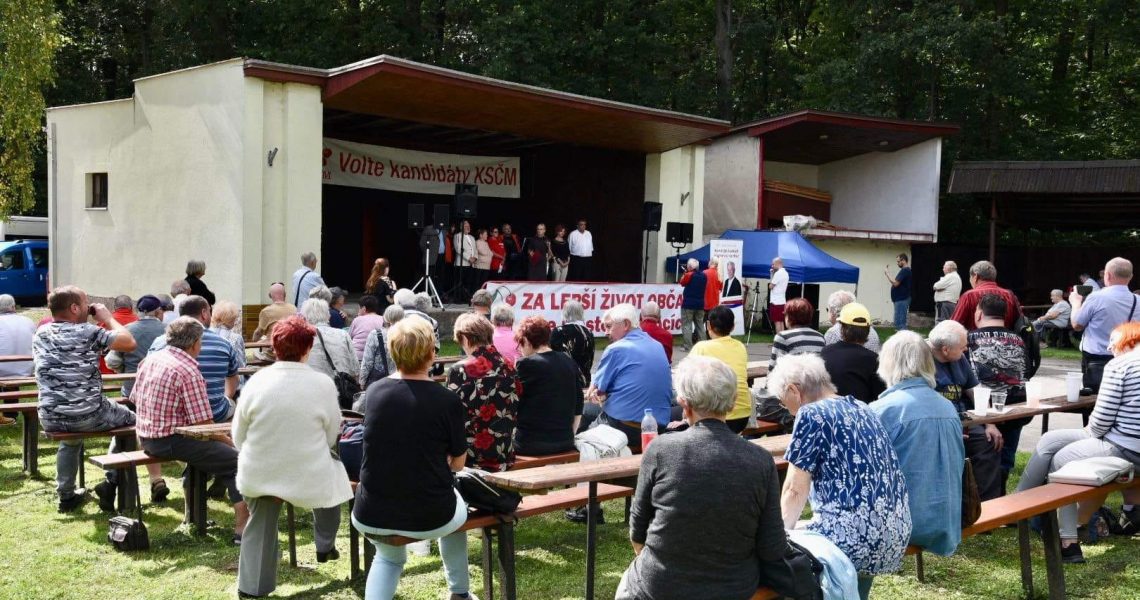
[1105,257,1133,286]
[268,282,286,302]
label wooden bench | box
[88,450,167,514]
[43,426,139,489]
[907,479,1140,600]
[5,402,42,476]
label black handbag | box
[454,468,521,517]
[107,486,149,552]
[757,540,824,600]
[316,329,361,409]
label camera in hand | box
[88,306,97,317]
[1076,285,1092,297]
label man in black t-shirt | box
[820,303,885,403]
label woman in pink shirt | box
[349,295,385,359]
[490,303,521,367]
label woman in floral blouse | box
[448,312,519,472]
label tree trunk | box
[1050,5,1077,83]
[714,0,733,120]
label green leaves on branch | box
[0,0,58,219]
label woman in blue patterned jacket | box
[768,354,912,600]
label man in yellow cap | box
[820,303,885,403]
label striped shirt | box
[150,329,241,421]
[1090,350,1140,454]
[133,346,211,439]
[769,327,826,371]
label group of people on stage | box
[438,219,595,298]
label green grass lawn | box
[4,424,1140,599]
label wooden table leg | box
[1041,413,1050,435]
[481,528,495,600]
[22,413,39,477]
[585,481,598,600]
[286,503,297,568]
[1041,511,1066,600]
[1017,520,1034,598]
[188,466,208,536]
[915,550,925,583]
[113,434,137,513]
[349,499,360,580]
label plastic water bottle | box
[640,409,658,450]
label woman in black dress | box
[523,223,550,281]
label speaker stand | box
[745,280,772,344]
[412,246,444,309]
[641,230,651,283]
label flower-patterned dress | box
[447,346,520,472]
[783,395,912,575]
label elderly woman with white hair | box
[209,300,246,357]
[300,298,357,384]
[769,354,911,600]
[869,331,965,557]
[490,303,521,367]
[616,355,787,600]
[184,259,216,305]
[550,299,593,387]
[822,290,881,352]
[395,288,440,351]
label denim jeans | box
[40,401,136,498]
[1016,429,1139,539]
[353,489,470,600]
[892,299,911,330]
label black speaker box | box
[666,222,693,244]
[642,202,663,231]
[433,204,450,229]
[455,184,478,218]
[408,203,424,228]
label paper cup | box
[1025,380,1042,408]
[973,387,990,415]
[1065,372,1082,403]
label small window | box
[87,172,108,209]
[0,250,25,271]
[30,247,47,268]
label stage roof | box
[244,56,729,154]
[948,160,1140,230]
[732,109,959,164]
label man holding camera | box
[1071,257,1138,396]
[35,286,138,512]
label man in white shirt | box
[1034,289,1072,348]
[932,260,963,323]
[567,219,594,281]
[452,220,477,298]
[768,257,789,333]
[0,292,35,424]
[290,252,326,308]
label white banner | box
[321,138,521,198]
[710,239,745,334]
[483,281,684,337]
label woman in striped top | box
[1016,321,1140,563]
[768,298,826,372]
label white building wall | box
[646,145,704,283]
[812,238,912,326]
[764,161,819,189]
[818,138,942,237]
[702,132,757,237]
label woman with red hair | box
[768,297,826,372]
[514,315,583,455]
[234,315,353,596]
[365,257,397,311]
[1015,320,1140,563]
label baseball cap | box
[838,302,871,326]
[137,294,163,313]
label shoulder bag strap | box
[294,270,311,305]
[372,332,389,376]
[315,328,337,370]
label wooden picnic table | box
[960,394,1096,429]
[482,434,791,600]
[746,361,767,381]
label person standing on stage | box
[453,220,476,298]
[488,226,507,277]
[769,257,789,333]
[474,228,493,289]
[568,219,594,281]
[550,225,571,282]
[524,223,550,281]
[502,223,524,280]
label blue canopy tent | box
[664,230,860,284]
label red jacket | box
[99,308,139,374]
[951,280,1022,330]
[487,236,506,273]
[640,318,674,363]
[703,268,722,311]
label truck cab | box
[0,240,49,305]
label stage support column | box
[643,145,705,283]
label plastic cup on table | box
[991,391,1007,413]
[1025,380,1042,408]
[1065,372,1082,403]
[972,386,990,416]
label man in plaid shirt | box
[135,317,248,542]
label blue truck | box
[0,240,49,305]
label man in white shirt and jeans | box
[932,261,963,323]
[769,257,789,333]
[567,219,594,281]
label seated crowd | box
[12,253,1140,599]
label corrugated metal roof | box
[948,160,1140,195]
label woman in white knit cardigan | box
[301,298,358,381]
[234,315,354,598]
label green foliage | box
[0,0,59,218]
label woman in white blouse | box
[301,298,357,381]
[234,314,353,597]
